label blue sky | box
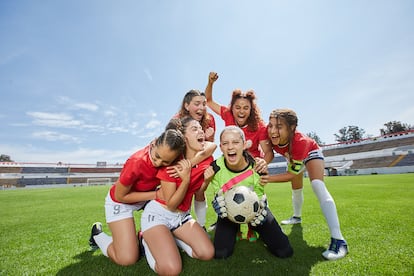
[1,1,413,164]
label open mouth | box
[195,111,204,119]
[236,116,246,125]
[226,152,237,162]
[197,136,205,145]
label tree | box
[380,121,412,135]
[0,154,13,162]
[334,125,365,143]
[306,131,324,146]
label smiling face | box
[149,144,181,167]
[184,119,206,154]
[184,95,206,122]
[219,127,248,170]
[231,98,251,127]
[267,117,290,146]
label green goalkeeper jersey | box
[211,155,264,197]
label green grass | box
[1,174,413,275]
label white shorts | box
[104,192,147,223]
[304,149,324,164]
[140,200,192,232]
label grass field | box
[1,174,413,275]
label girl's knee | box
[156,262,182,276]
[198,247,214,260]
[113,255,138,266]
[111,248,139,266]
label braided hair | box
[154,129,186,156]
[165,116,197,157]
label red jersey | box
[156,156,214,212]
[207,112,216,132]
[109,145,160,203]
[272,131,320,161]
[220,105,268,158]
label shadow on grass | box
[56,250,154,276]
[57,225,325,275]
[184,224,327,275]
[281,224,327,274]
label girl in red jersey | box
[174,89,216,142]
[260,108,348,261]
[205,72,273,164]
[88,129,185,265]
[173,89,216,229]
[205,71,271,241]
[140,117,215,275]
[89,128,215,266]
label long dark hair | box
[229,89,263,132]
[178,90,213,132]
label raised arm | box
[204,71,221,115]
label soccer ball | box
[224,185,260,224]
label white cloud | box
[74,102,99,111]
[145,119,161,129]
[108,126,129,133]
[104,110,117,117]
[32,131,81,143]
[55,96,99,111]
[27,111,83,128]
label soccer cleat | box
[281,216,302,225]
[89,222,103,251]
[322,238,348,260]
[246,228,258,242]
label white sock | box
[194,200,207,227]
[292,188,303,218]
[93,232,112,257]
[142,239,156,271]
[175,238,193,257]
[311,179,344,240]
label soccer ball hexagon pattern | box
[224,185,260,224]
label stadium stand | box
[1,131,413,188]
[18,177,67,186]
[323,132,414,157]
[268,131,414,176]
[21,167,69,174]
[0,162,122,188]
[395,153,414,167]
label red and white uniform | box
[220,105,268,158]
[155,156,214,212]
[109,145,159,203]
[272,131,323,174]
